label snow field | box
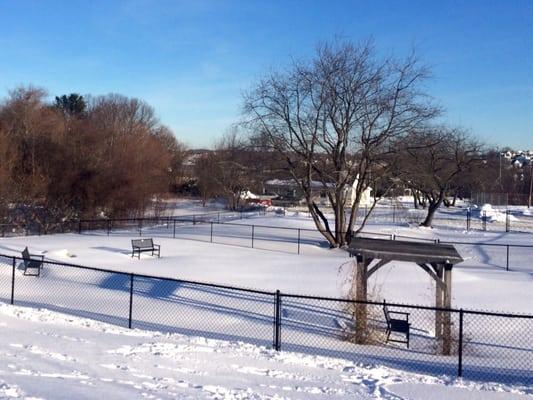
[0,302,530,399]
[0,211,531,388]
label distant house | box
[345,177,373,207]
[264,179,327,203]
[264,177,372,207]
[239,190,275,207]
[182,149,213,178]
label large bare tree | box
[243,40,438,247]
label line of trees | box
[194,129,286,210]
[0,40,507,244]
[0,86,186,231]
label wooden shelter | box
[347,237,463,355]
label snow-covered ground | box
[0,208,531,394]
[1,212,531,312]
[0,303,529,400]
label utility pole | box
[527,159,533,208]
[498,150,502,190]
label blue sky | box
[0,0,531,148]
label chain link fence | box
[73,213,533,273]
[0,253,530,387]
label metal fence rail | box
[0,253,531,386]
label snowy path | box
[0,303,529,400]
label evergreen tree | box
[55,93,86,116]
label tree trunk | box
[420,192,444,227]
[354,255,368,344]
[334,190,347,247]
[307,200,337,247]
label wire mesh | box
[12,260,131,328]
[0,253,530,386]
[131,277,275,348]
[461,311,533,385]
[278,296,460,378]
[0,255,13,303]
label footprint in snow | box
[10,343,76,362]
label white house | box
[344,176,373,207]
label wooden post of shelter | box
[434,264,444,339]
[442,262,453,355]
[354,253,371,343]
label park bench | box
[131,238,160,259]
[384,304,411,348]
[21,247,44,276]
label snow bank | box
[0,302,529,399]
[522,208,533,216]
[478,204,518,223]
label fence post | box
[506,245,510,271]
[274,290,281,351]
[218,212,220,223]
[458,309,464,378]
[78,220,82,234]
[193,215,196,225]
[466,208,471,231]
[139,219,142,236]
[173,220,176,238]
[297,229,301,255]
[107,220,111,236]
[505,210,510,232]
[128,274,134,329]
[11,257,15,305]
[210,222,213,243]
[251,225,255,248]
[482,211,487,231]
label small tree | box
[153,126,188,192]
[55,93,87,117]
[194,152,219,206]
[211,131,252,210]
[394,127,482,227]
